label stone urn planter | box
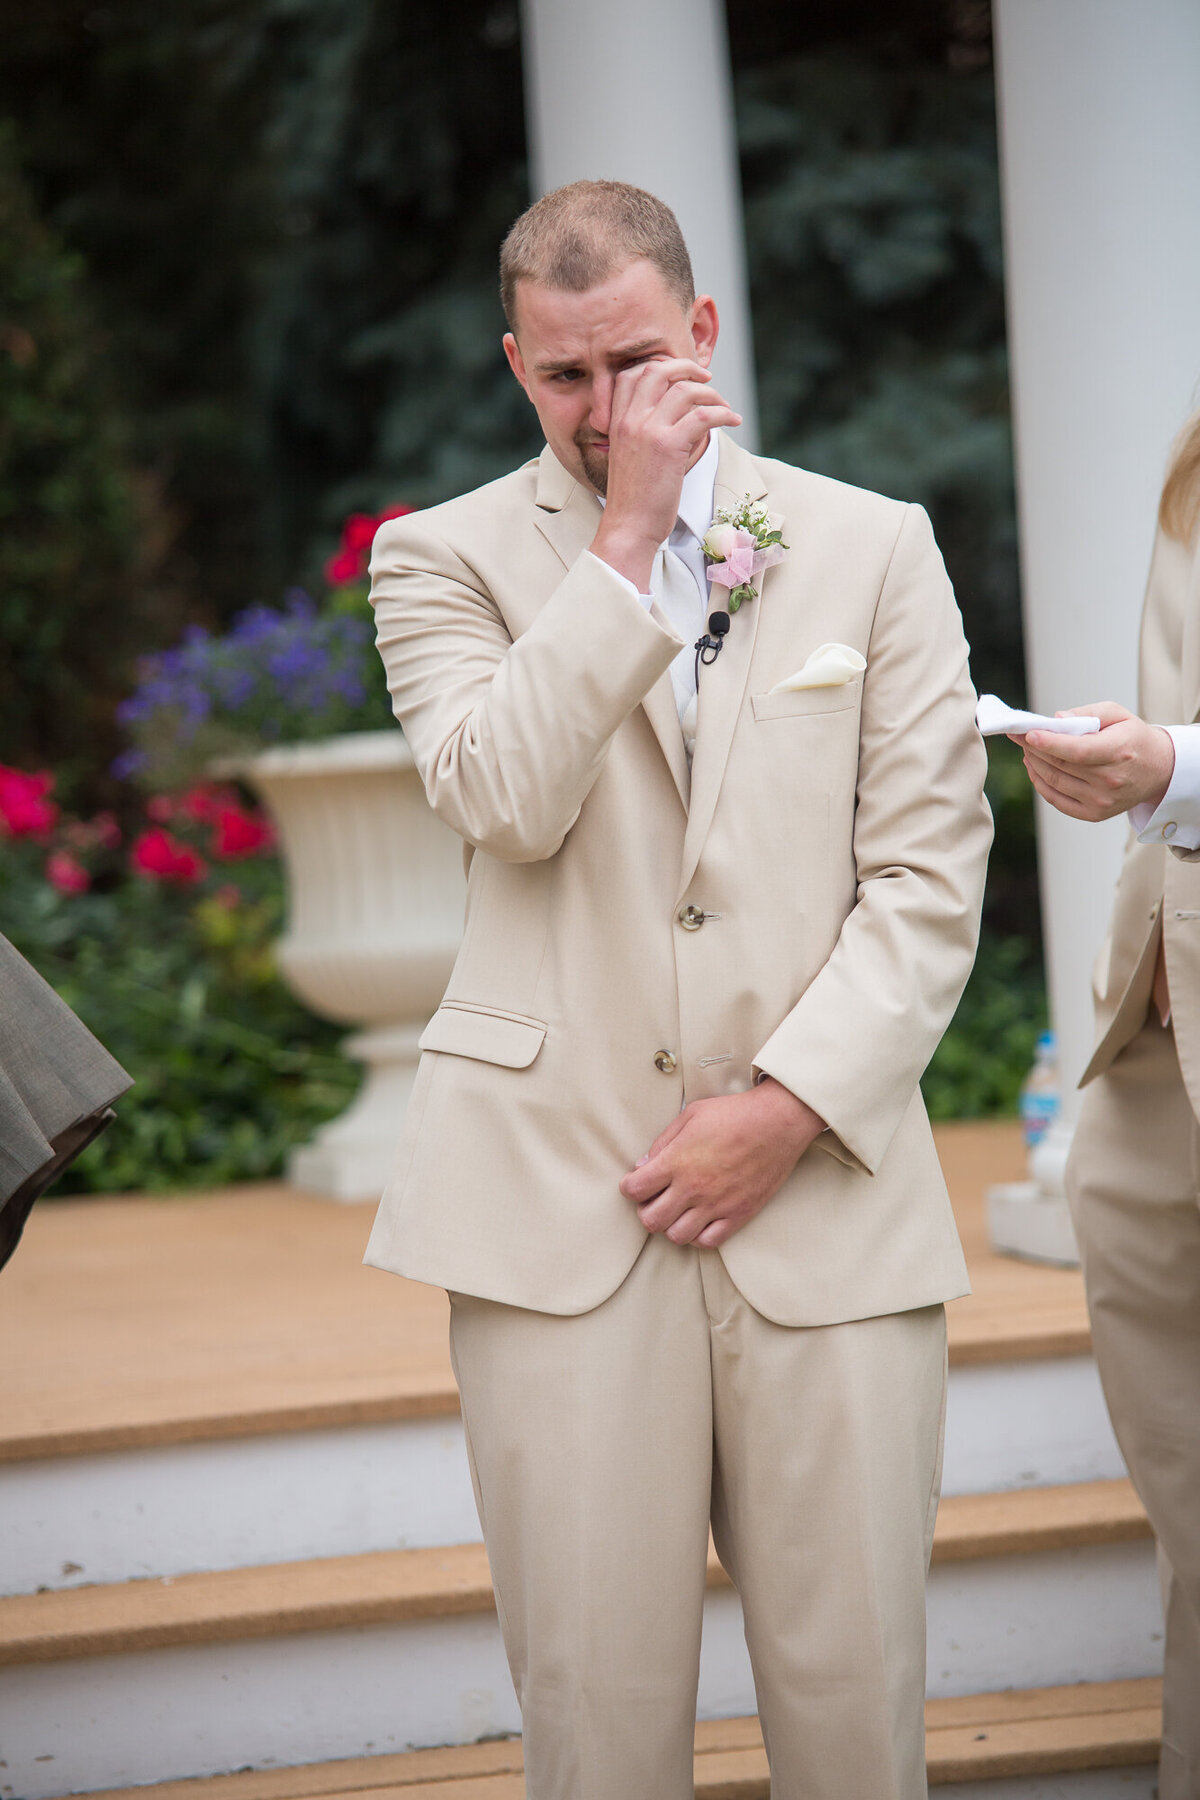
[243,731,465,1202]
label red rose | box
[341,513,379,553]
[0,765,58,838]
[145,795,175,824]
[212,805,274,859]
[325,547,363,587]
[45,850,91,895]
[131,827,206,885]
[379,503,416,522]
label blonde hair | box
[499,180,694,332]
[1159,411,1200,543]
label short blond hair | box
[500,180,694,331]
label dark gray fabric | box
[0,932,132,1204]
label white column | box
[992,0,1200,1219]
[519,0,759,447]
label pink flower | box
[89,811,122,850]
[145,795,176,824]
[46,850,91,895]
[179,784,237,825]
[131,827,206,885]
[0,765,58,838]
[211,805,273,860]
[325,547,363,587]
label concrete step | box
[1,1128,1126,1599]
[1,1348,1126,1597]
[0,1484,1162,1798]
[0,1480,1152,1667]
[41,1679,1162,1800]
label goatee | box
[577,438,608,496]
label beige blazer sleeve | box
[370,514,682,863]
[752,504,992,1174]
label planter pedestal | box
[244,732,464,1203]
[287,1023,423,1202]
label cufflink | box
[1162,821,1179,841]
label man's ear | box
[503,331,532,400]
[690,295,719,370]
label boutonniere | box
[702,496,788,613]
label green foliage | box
[0,121,167,802]
[922,928,1047,1120]
[739,49,1022,701]
[0,808,358,1195]
[923,737,1047,1118]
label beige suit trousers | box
[448,1232,947,1800]
[1068,1017,1200,1800]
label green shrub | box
[0,779,358,1194]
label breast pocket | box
[751,678,862,722]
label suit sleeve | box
[370,514,683,863]
[753,504,993,1174]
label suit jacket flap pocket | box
[419,1002,547,1068]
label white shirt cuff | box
[1131,724,1200,850]
[584,550,654,612]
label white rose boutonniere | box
[702,496,788,612]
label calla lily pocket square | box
[770,643,866,693]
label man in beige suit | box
[366,181,992,1799]
[1016,416,1200,1800]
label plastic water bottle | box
[1019,1031,1060,1148]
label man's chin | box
[578,447,609,496]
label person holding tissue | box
[1013,411,1200,1800]
[363,179,992,1799]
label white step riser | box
[2,1357,1124,1596]
[936,1775,1155,1799]
[0,1543,1162,1800]
[0,1420,481,1598]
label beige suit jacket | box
[1081,525,1200,1112]
[364,433,992,1324]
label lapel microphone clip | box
[694,610,731,689]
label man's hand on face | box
[619,1077,825,1250]
[590,357,742,593]
[1012,702,1175,822]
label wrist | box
[753,1075,825,1149]
[590,519,660,596]
[1141,724,1176,811]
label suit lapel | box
[531,444,689,810]
[677,435,777,900]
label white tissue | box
[975,694,1101,738]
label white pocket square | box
[770,643,866,693]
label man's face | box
[503,259,719,495]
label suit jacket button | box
[678,905,705,930]
[654,1049,678,1074]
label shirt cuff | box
[1131,725,1200,850]
[584,550,654,612]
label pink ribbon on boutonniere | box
[706,528,786,594]
[701,501,788,612]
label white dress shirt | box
[1130,723,1200,851]
[586,432,720,728]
